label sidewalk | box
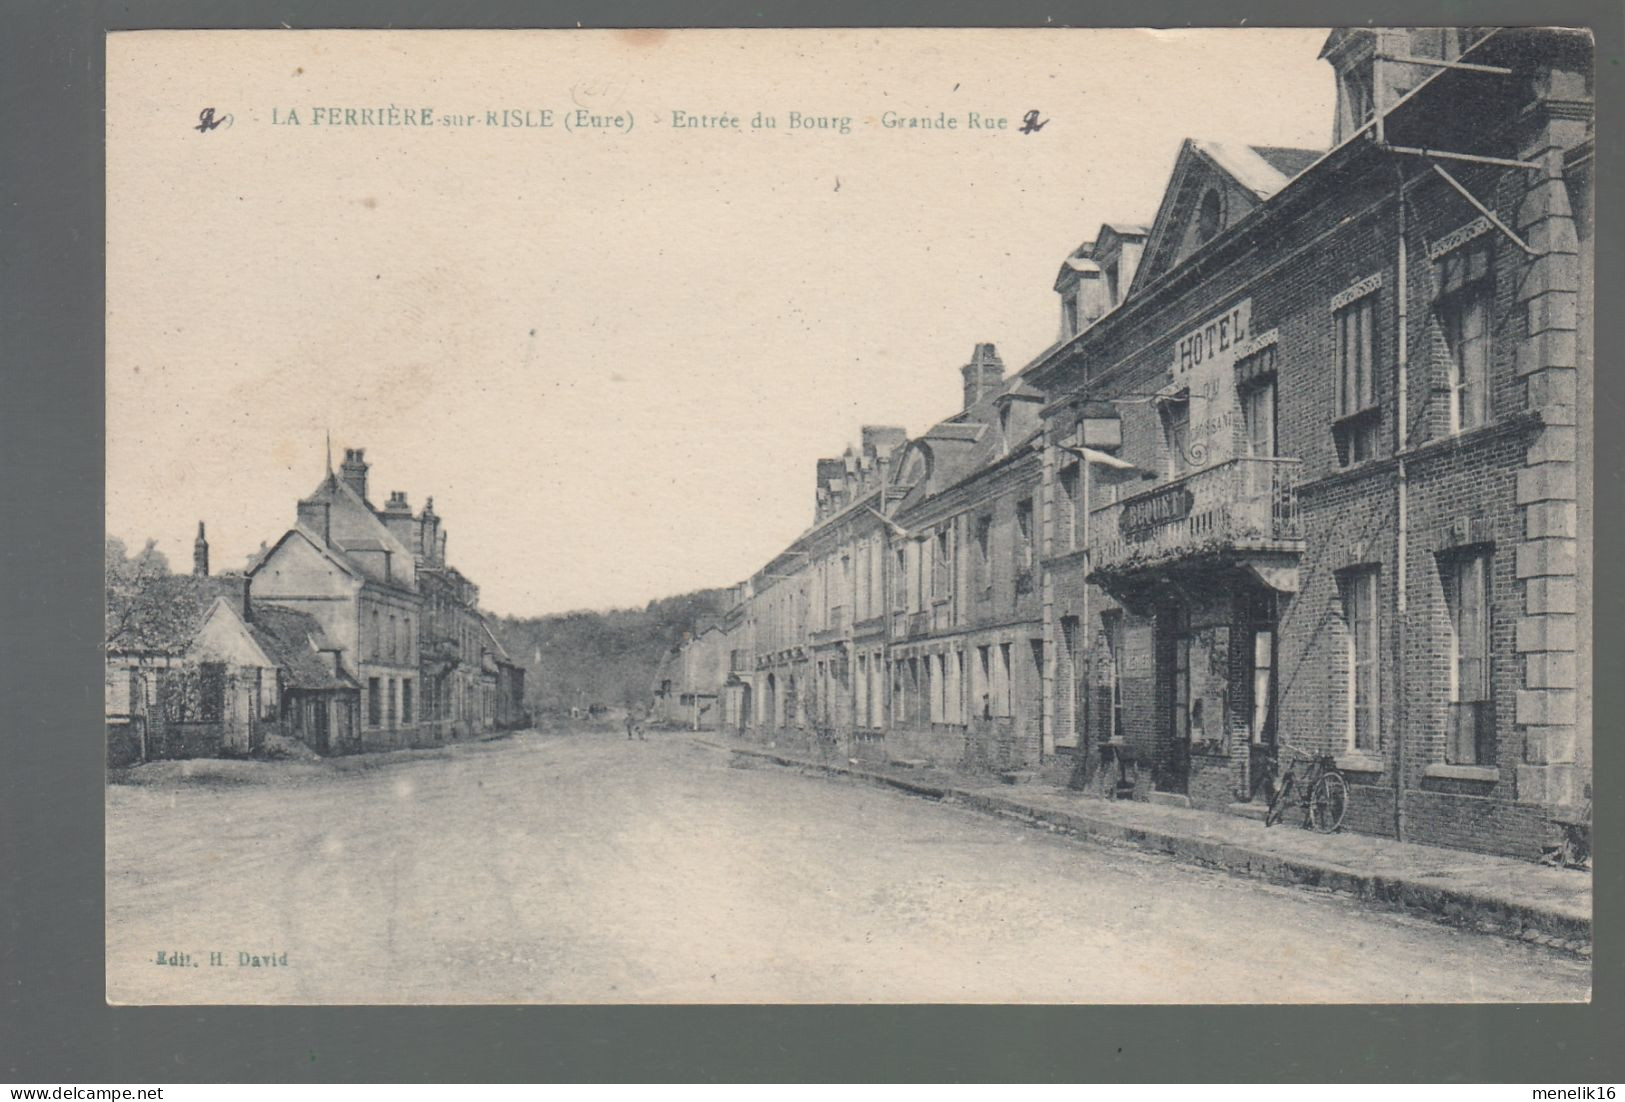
[695,735,1592,956]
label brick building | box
[248,446,522,750]
[706,27,1590,861]
[1026,27,1591,858]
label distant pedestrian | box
[625,712,636,740]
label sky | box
[107,28,1335,617]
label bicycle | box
[1264,742,1348,833]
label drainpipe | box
[1393,163,1410,843]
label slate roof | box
[1191,140,1322,200]
[247,604,357,691]
[1250,145,1323,181]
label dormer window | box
[1344,64,1374,130]
[1061,289,1081,337]
[1327,33,1378,145]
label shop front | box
[1087,457,1304,810]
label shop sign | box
[1119,484,1194,536]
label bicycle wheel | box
[1265,774,1295,827]
[1309,771,1348,833]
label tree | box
[105,537,192,652]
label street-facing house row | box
[658,27,1592,861]
[105,448,526,763]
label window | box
[975,514,993,595]
[948,651,962,724]
[908,658,921,725]
[403,616,413,663]
[198,662,226,723]
[386,677,397,730]
[1340,568,1380,751]
[1343,65,1374,131]
[1029,639,1045,731]
[370,609,381,660]
[1242,378,1277,459]
[1015,499,1034,594]
[933,529,950,599]
[1197,189,1222,242]
[1055,617,1079,749]
[1104,259,1121,309]
[1058,463,1081,551]
[1162,395,1192,477]
[870,538,883,614]
[1437,241,1493,435]
[1251,630,1275,745]
[402,678,414,725]
[1444,550,1494,765]
[368,677,381,727]
[976,645,992,719]
[997,642,1013,718]
[1102,612,1125,744]
[1334,293,1380,465]
[894,547,907,609]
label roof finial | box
[325,429,333,477]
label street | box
[106,727,1591,1004]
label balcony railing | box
[1088,457,1303,575]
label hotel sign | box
[1172,298,1252,381]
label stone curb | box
[703,739,1591,958]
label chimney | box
[420,497,440,564]
[861,425,908,459]
[340,447,370,503]
[961,343,1005,410]
[296,498,332,545]
[193,521,209,577]
[381,490,417,554]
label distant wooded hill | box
[489,588,731,714]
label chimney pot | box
[339,445,370,502]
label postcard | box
[106,27,1593,1004]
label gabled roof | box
[248,524,365,582]
[1130,137,1323,297]
[300,472,417,584]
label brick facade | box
[711,28,1590,862]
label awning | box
[1058,444,1158,483]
